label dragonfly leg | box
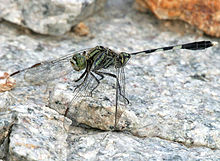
[89,72,104,97]
[73,71,90,93]
[64,105,69,117]
[74,69,87,82]
[93,71,105,81]
[94,71,129,104]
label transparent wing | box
[55,72,100,117]
[10,48,91,86]
[117,67,128,105]
[114,67,127,128]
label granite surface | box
[0,0,219,160]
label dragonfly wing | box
[23,58,73,85]
[53,72,98,115]
[113,67,127,129]
[11,49,90,86]
[117,67,128,104]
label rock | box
[50,81,140,131]
[73,22,90,36]
[0,0,219,160]
[135,0,220,37]
[0,0,106,35]
[0,111,15,158]
[0,92,15,111]
[0,105,71,161]
[67,132,220,160]
[0,71,16,92]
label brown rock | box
[136,0,220,37]
[0,72,16,92]
[73,22,90,36]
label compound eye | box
[70,53,86,71]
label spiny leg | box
[74,69,87,82]
[92,71,104,81]
[72,73,89,93]
[89,72,104,97]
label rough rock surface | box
[0,104,71,161]
[67,132,220,160]
[0,0,220,160]
[0,0,106,35]
[135,0,220,37]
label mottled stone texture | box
[0,0,220,160]
[136,0,220,37]
[0,105,71,161]
[0,0,106,35]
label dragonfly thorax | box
[70,53,87,71]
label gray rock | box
[0,111,15,159]
[0,92,15,111]
[67,132,220,161]
[0,105,71,161]
[0,0,219,160]
[50,81,140,131]
[0,0,106,35]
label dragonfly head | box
[70,53,87,71]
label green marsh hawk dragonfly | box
[10,41,217,129]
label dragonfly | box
[10,40,217,130]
